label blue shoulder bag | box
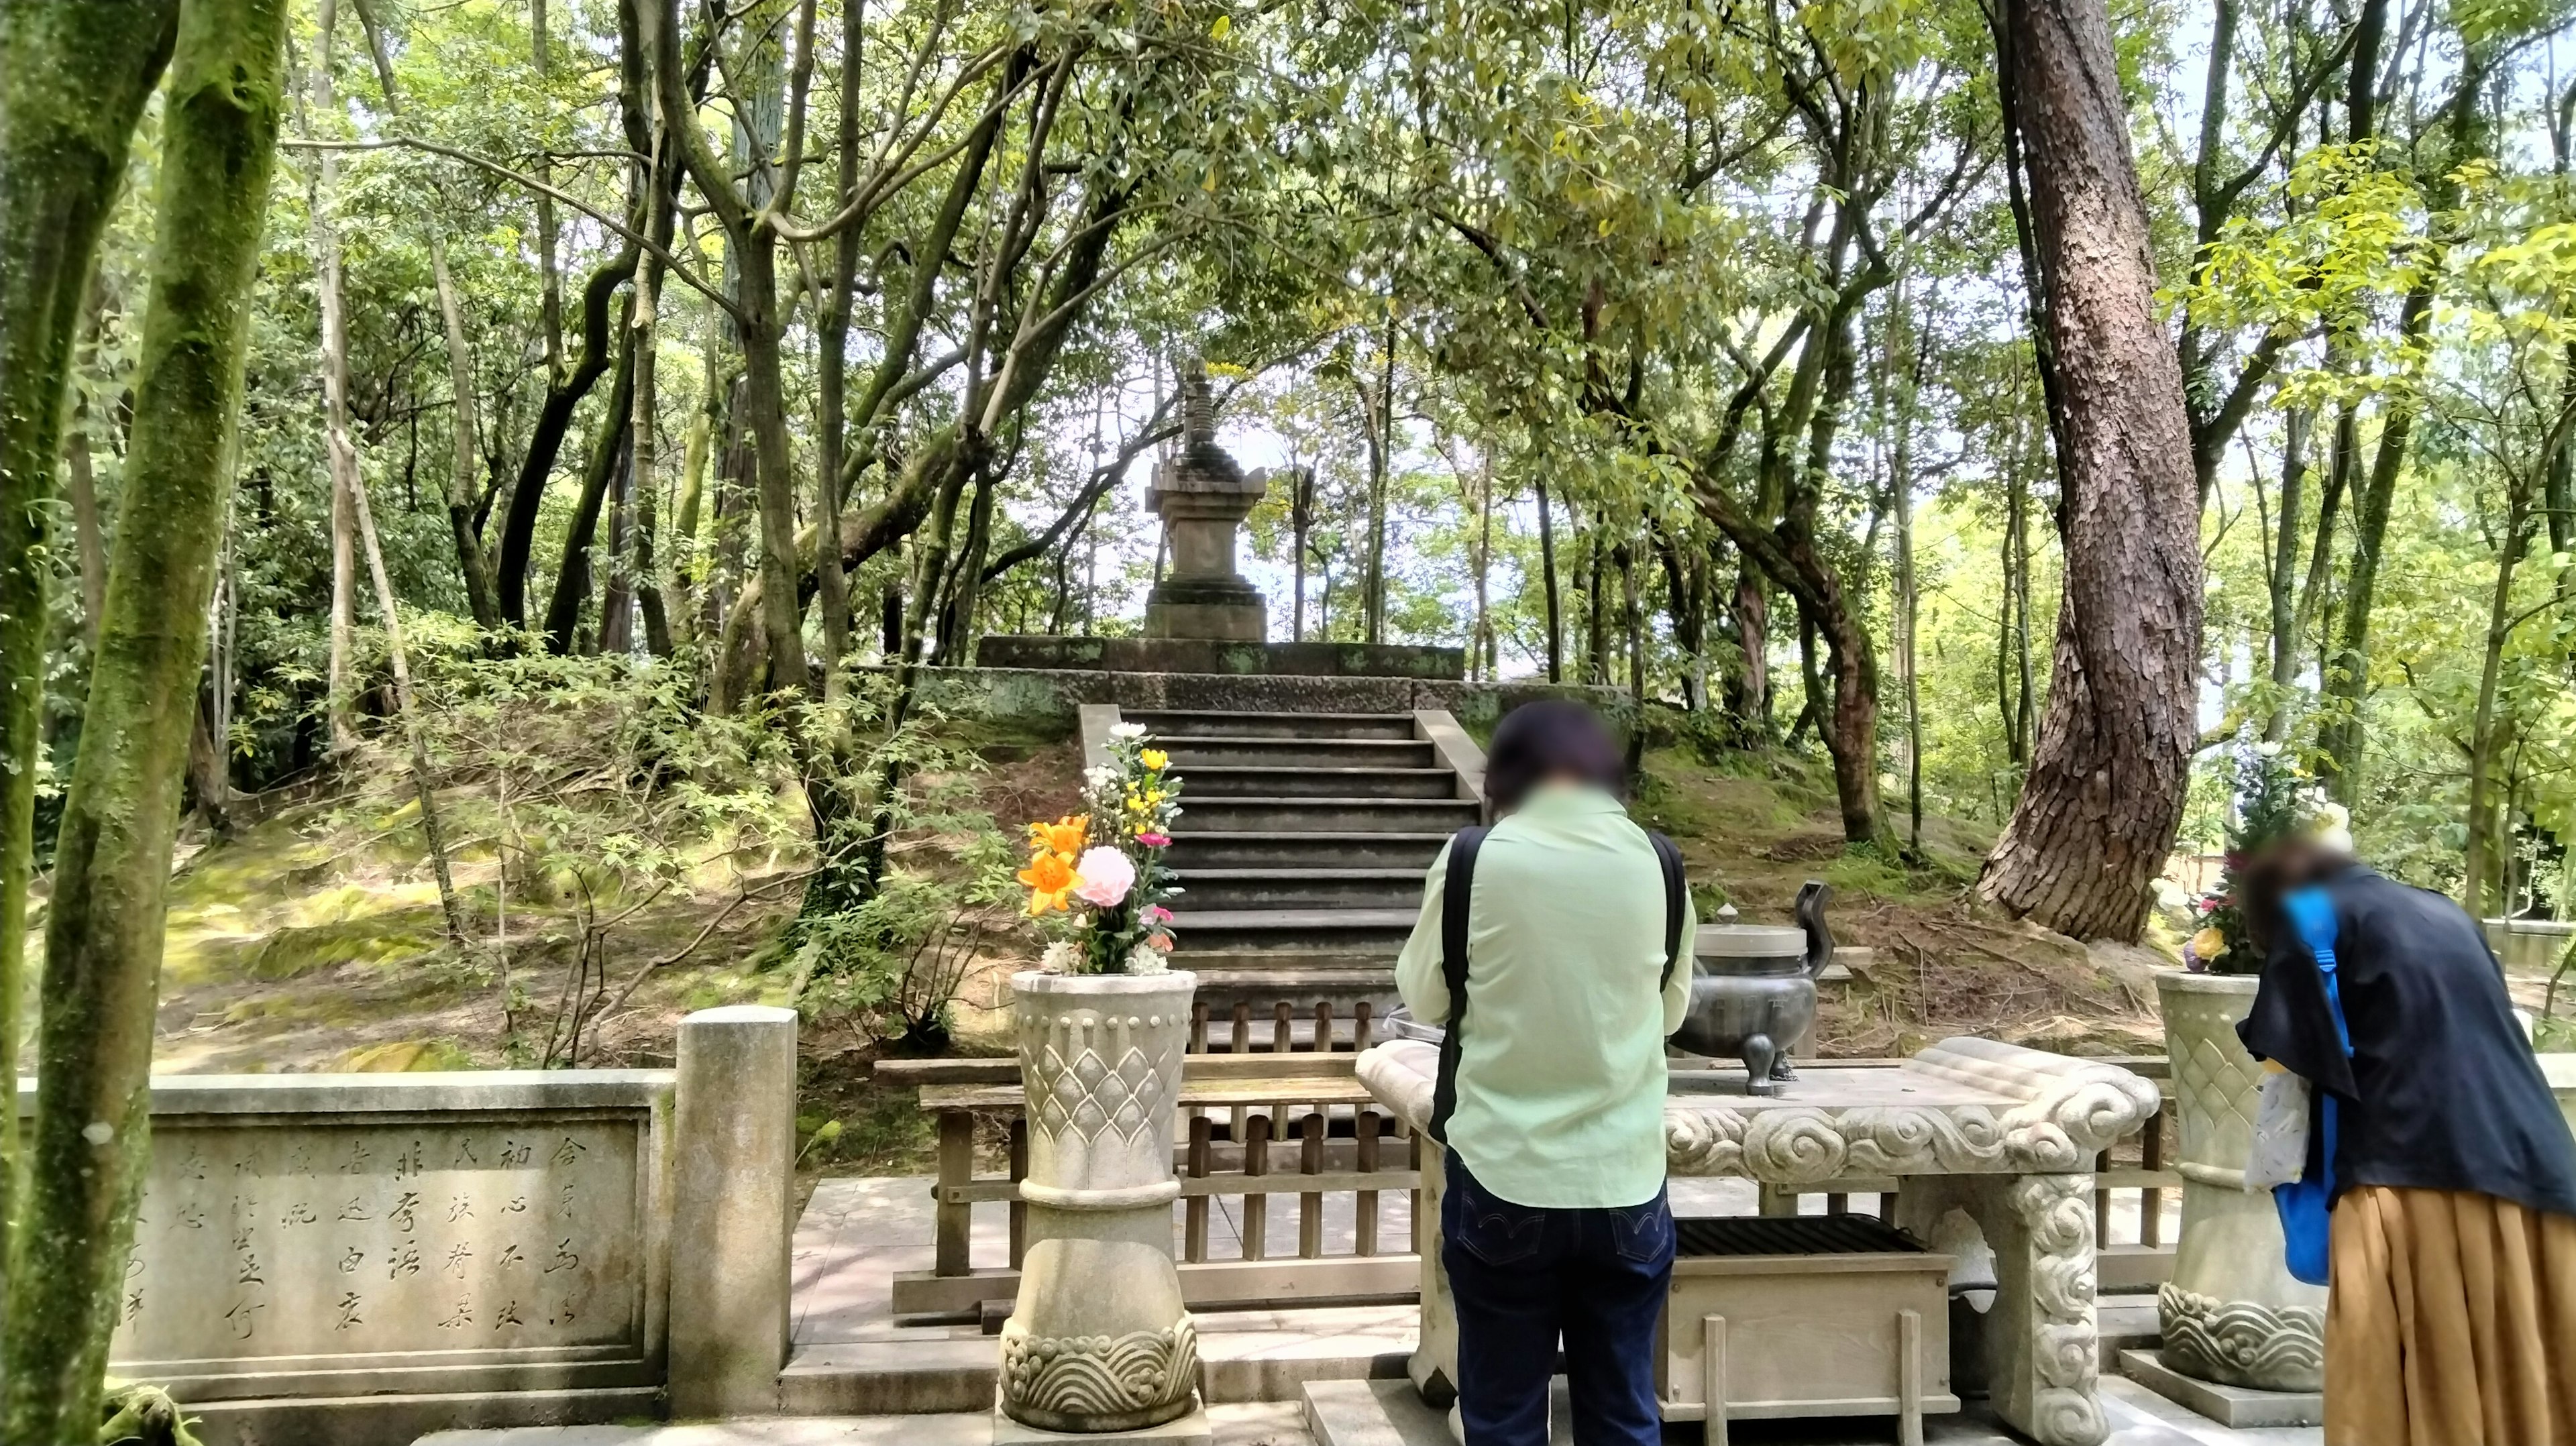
[2273,883,2352,1288]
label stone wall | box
[14,1009,796,1445]
[2485,917,2576,973]
[888,663,1632,742]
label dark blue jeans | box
[1440,1157,1674,1446]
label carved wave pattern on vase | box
[1662,1073,2157,1182]
[1000,1317,1200,1423]
[2011,1174,2108,1446]
[2157,1282,2325,1392]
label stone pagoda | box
[974,357,1462,679]
[1142,362,1270,642]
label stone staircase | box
[1136,708,1481,1029]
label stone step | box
[1179,952,1403,1032]
[1127,709,1418,741]
[773,1306,1412,1416]
[1165,832,1451,871]
[417,1402,1315,1444]
[1183,767,1460,801]
[1179,798,1482,834]
[1172,869,1426,911]
[1169,907,1417,952]
[1164,736,1438,769]
[1175,945,1403,975]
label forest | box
[3,0,2574,1427]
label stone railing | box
[877,1049,2182,1320]
[16,1005,798,1446]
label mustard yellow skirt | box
[2326,1185,2576,1445]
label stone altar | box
[1352,1035,2162,1446]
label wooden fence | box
[873,1040,2178,1317]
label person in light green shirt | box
[1393,700,1692,1446]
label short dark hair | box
[1483,700,1625,811]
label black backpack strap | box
[1427,826,1491,1145]
[1649,830,1688,991]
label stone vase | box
[1000,970,1200,1433]
[2156,971,2326,1392]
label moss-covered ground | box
[57,718,2171,1185]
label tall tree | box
[1977,0,2204,940]
[307,0,364,752]
[2,0,288,1428]
[0,0,180,1315]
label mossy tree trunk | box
[1,0,288,1431]
[0,0,179,1339]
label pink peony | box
[1071,846,1136,907]
[1136,831,1172,848]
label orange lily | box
[1019,850,1081,915]
[1026,815,1088,858]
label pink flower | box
[1148,934,1173,952]
[1071,846,1136,907]
[1136,831,1172,848]
[1146,905,1173,924]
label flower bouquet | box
[1017,722,1183,974]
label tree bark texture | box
[3,0,286,1430]
[0,0,178,1322]
[1977,0,2204,941]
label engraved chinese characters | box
[113,1118,643,1374]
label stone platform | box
[975,636,1464,680]
[2117,1351,2324,1429]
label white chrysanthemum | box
[1109,722,1147,740]
[1124,943,1169,975]
[2255,740,2282,757]
[1038,941,1081,974]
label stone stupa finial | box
[1181,357,1216,447]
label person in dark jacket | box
[2238,836,2576,1445]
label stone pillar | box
[667,1004,798,1419]
[1144,362,1269,642]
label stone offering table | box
[1353,1036,2161,1446]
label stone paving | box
[421,1376,2318,1445]
[428,1176,2298,1444]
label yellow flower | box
[2189,927,2226,963]
[1026,815,1087,858]
[1019,851,1081,915]
[1140,749,1169,771]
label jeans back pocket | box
[1446,1166,1550,1266]
[1608,1189,1673,1266]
